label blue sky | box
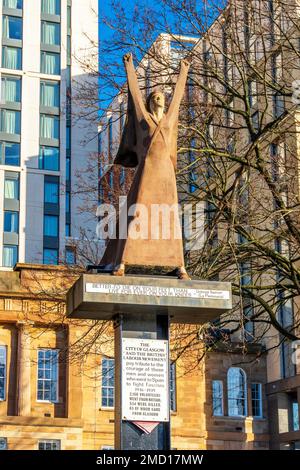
[98,0,225,108]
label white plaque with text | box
[86,282,230,300]
[121,338,169,422]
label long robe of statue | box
[100,53,190,278]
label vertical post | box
[16,322,31,416]
[114,312,170,450]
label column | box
[67,326,83,419]
[16,322,32,416]
[114,312,170,450]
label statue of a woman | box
[100,53,190,279]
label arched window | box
[227,367,247,417]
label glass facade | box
[2,15,22,40]
[3,244,18,267]
[41,51,60,75]
[101,358,114,408]
[44,181,59,204]
[251,383,263,418]
[38,440,61,450]
[39,146,59,170]
[41,21,60,46]
[41,0,60,16]
[227,367,247,417]
[212,380,224,416]
[4,175,19,199]
[4,210,18,232]
[3,0,23,8]
[0,346,6,401]
[37,349,59,402]
[40,114,59,140]
[0,142,20,166]
[1,75,21,103]
[43,248,58,264]
[0,109,21,134]
[44,215,58,237]
[170,362,176,412]
[40,81,60,108]
[2,45,22,69]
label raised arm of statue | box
[167,59,191,120]
[123,53,147,119]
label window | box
[43,248,58,265]
[66,126,71,151]
[170,362,176,412]
[65,191,70,213]
[0,437,7,450]
[227,367,247,417]
[66,156,70,180]
[0,142,20,166]
[3,0,23,8]
[39,146,59,170]
[3,245,18,267]
[4,211,18,233]
[0,109,21,134]
[4,175,19,199]
[40,114,59,140]
[40,81,60,108]
[251,383,263,418]
[65,223,70,237]
[44,215,58,237]
[2,15,22,40]
[273,93,285,119]
[0,346,6,401]
[102,358,114,407]
[38,440,60,450]
[37,349,59,402]
[293,401,299,431]
[108,117,113,158]
[67,5,71,33]
[41,0,60,16]
[2,46,21,69]
[1,76,21,103]
[248,80,257,108]
[44,181,59,204]
[41,51,60,75]
[212,380,224,416]
[65,247,75,265]
[41,21,60,46]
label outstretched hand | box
[123,52,132,62]
[182,55,192,67]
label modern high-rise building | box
[0,0,99,269]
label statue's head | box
[146,91,165,114]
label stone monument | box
[100,53,190,279]
[67,53,232,450]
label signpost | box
[67,273,232,450]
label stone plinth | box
[66,274,232,324]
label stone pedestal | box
[67,273,232,450]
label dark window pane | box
[2,15,22,40]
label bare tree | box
[61,0,300,369]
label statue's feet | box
[112,264,125,276]
[177,266,190,280]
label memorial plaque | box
[121,338,169,422]
[86,282,230,300]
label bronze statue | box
[100,53,190,279]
